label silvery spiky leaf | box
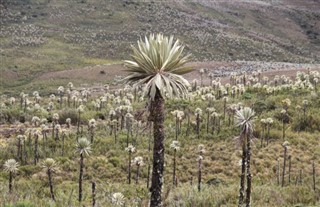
[42,158,58,171]
[266,118,273,124]
[66,118,71,124]
[197,155,203,162]
[4,159,19,173]
[57,86,64,94]
[281,98,291,108]
[282,141,290,148]
[112,192,125,206]
[170,141,180,151]
[17,135,25,141]
[52,113,59,121]
[133,156,144,166]
[88,119,96,128]
[195,108,202,116]
[260,119,267,124]
[123,34,193,100]
[77,105,85,113]
[125,144,135,153]
[302,100,308,106]
[198,144,205,154]
[234,107,256,146]
[76,137,91,156]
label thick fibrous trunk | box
[150,91,165,207]
[313,161,316,192]
[175,115,178,140]
[147,122,152,189]
[245,135,252,207]
[288,156,292,184]
[238,143,246,207]
[196,114,200,139]
[92,181,96,207]
[128,152,132,184]
[34,135,39,165]
[79,153,84,202]
[17,140,21,161]
[136,165,140,184]
[48,169,55,201]
[9,172,12,194]
[198,158,202,192]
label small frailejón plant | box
[197,144,205,192]
[235,107,256,207]
[195,108,203,139]
[66,118,72,128]
[77,105,85,137]
[125,113,134,147]
[125,144,135,185]
[52,113,59,139]
[210,112,220,134]
[111,119,119,143]
[33,129,41,165]
[171,110,184,140]
[133,156,144,184]
[41,124,49,157]
[41,158,58,201]
[76,137,92,202]
[205,107,215,134]
[4,159,19,194]
[111,192,125,206]
[88,118,96,143]
[16,135,25,163]
[109,109,116,135]
[124,34,193,207]
[57,86,64,109]
[170,140,180,186]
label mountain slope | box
[0,0,319,88]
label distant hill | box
[0,0,320,89]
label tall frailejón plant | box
[197,144,205,192]
[170,140,180,186]
[124,34,193,207]
[76,137,91,202]
[42,158,58,201]
[4,159,19,194]
[125,144,135,185]
[235,107,256,207]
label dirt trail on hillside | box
[37,61,320,86]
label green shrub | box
[58,109,78,124]
[109,157,121,167]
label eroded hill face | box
[0,0,319,88]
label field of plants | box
[1,1,320,207]
[0,62,319,206]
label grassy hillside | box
[1,0,320,90]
